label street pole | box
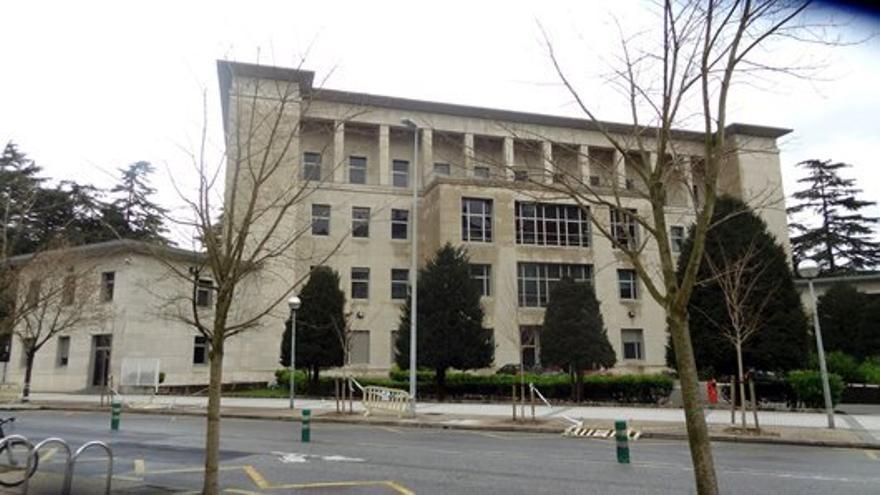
[402,118,419,416]
[288,296,301,410]
[808,279,835,428]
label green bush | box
[858,357,880,385]
[787,370,843,408]
[823,351,863,384]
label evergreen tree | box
[0,142,46,257]
[670,196,809,376]
[395,244,493,399]
[106,161,169,243]
[817,283,880,361]
[541,277,615,402]
[280,267,346,392]
[787,159,880,274]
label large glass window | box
[351,268,370,299]
[391,209,409,240]
[517,262,593,307]
[311,204,330,236]
[391,269,409,300]
[621,329,644,360]
[461,198,493,242]
[302,152,321,181]
[515,202,590,247]
[469,264,491,297]
[618,269,638,300]
[392,160,410,188]
[352,207,370,238]
[610,208,638,249]
[349,156,367,184]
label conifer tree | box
[107,161,169,243]
[787,159,879,274]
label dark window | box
[670,225,685,253]
[391,269,409,300]
[349,156,367,184]
[610,208,638,249]
[196,279,213,308]
[352,207,370,238]
[622,329,644,360]
[433,162,451,176]
[474,166,490,179]
[515,202,590,247]
[517,262,592,307]
[392,160,409,188]
[351,268,370,299]
[513,170,528,182]
[302,152,321,181]
[618,269,638,300]
[391,209,409,240]
[56,336,70,367]
[311,204,331,236]
[193,336,208,365]
[461,198,493,242]
[101,272,115,302]
[469,264,491,297]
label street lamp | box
[287,296,301,410]
[402,117,419,416]
[799,260,835,429]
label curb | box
[12,402,880,451]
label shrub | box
[858,356,880,385]
[822,351,863,384]
[787,370,843,408]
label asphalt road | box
[2,410,879,494]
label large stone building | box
[218,60,793,376]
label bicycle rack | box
[69,441,113,495]
[0,434,34,481]
[23,437,72,494]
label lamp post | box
[288,296,301,410]
[402,118,419,416]
[799,260,835,429]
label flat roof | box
[5,239,206,266]
[218,60,792,141]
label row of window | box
[312,205,410,240]
[303,152,493,185]
[521,326,645,367]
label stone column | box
[463,133,475,176]
[578,144,591,185]
[421,128,433,186]
[503,136,515,180]
[379,124,390,186]
[542,140,554,184]
[333,121,345,183]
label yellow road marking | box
[243,465,270,489]
[39,447,57,463]
[134,459,146,474]
[385,480,417,495]
[865,450,878,461]
[267,480,415,493]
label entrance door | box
[91,335,112,387]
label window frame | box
[302,151,322,181]
[349,155,367,184]
[618,269,638,300]
[391,209,409,240]
[670,225,685,253]
[193,335,209,365]
[56,336,70,367]
[515,201,591,247]
[517,262,593,307]
[101,272,115,303]
[461,197,493,243]
[196,279,213,308]
[433,162,451,176]
[390,269,409,300]
[351,206,370,238]
[392,159,410,188]
[351,267,370,300]
[311,204,331,236]
[469,264,492,297]
[473,166,490,179]
[621,328,644,360]
[610,208,639,250]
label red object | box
[707,378,718,405]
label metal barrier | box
[70,441,113,495]
[23,437,72,494]
[0,434,33,487]
[362,386,411,418]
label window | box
[520,325,541,369]
[618,269,638,300]
[469,264,491,297]
[515,202,590,247]
[350,330,370,364]
[302,152,321,181]
[391,209,409,240]
[433,162,451,176]
[196,279,213,308]
[311,204,331,236]
[392,159,409,188]
[461,198,493,242]
[517,262,593,307]
[621,329,644,360]
[101,272,115,302]
[351,267,370,299]
[513,170,528,182]
[349,156,367,184]
[474,166,490,179]
[391,269,409,300]
[670,226,685,253]
[352,207,370,238]
[62,273,76,306]
[56,336,70,367]
[193,336,208,365]
[26,280,41,308]
[610,208,638,249]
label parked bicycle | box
[0,417,38,487]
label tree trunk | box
[436,367,446,402]
[311,366,321,395]
[668,310,718,495]
[568,365,576,402]
[575,369,583,403]
[735,341,747,428]
[22,351,34,402]
[202,338,224,495]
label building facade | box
[219,61,793,375]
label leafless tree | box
[5,247,108,400]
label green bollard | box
[301,409,311,443]
[615,420,630,464]
[111,398,121,431]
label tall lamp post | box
[799,260,835,429]
[288,296,301,410]
[402,118,419,416]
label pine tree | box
[670,196,809,376]
[0,142,46,257]
[787,159,880,274]
[541,277,615,402]
[280,266,346,392]
[107,161,169,243]
[395,243,493,399]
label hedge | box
[787,370,844,408]
[275,369,673,404]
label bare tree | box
[5,247,107,400]
[701,240,777,428]
[483,2,816,493]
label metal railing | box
[1,434,113,495]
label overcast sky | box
[2,1,878,237]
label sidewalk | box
[16,392,880,449]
